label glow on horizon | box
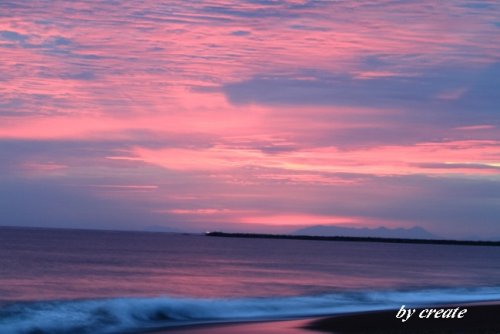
[1,0,500,238]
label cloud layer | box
[1,0,500,238]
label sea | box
[1,226,500,334]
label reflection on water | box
[0,227,499,301]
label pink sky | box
[1,0,500,238]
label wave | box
[1,286,499,334]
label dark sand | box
[306,303,500,333]
[154,303,500,334]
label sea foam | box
[1,286,499,334]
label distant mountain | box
[293,225,438,239]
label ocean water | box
[0,227,499,333]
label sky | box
[1,0,499,239]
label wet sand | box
[153,302,500,334]
[154,318,315,334]
[305,303,500,333]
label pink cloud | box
[123,139,500,178]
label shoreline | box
[306,302,500,333]
[152,302,500,334]
[149,318,317,334]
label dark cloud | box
[360,55,388,68]
[0,30,28,42]
[0,30,74,53]
[202,0,328,20]
[37,70,97,81]
[50,36,72,46]
[460,2,494,9]
[0,93,71,117]
[222,63,500,126]
[244,0,282,5]
[289,24,329,31]
[230,30,251,36]
[202,4,301,19]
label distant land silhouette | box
[205,232,500,247]
[293,225,438,239]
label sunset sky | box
[1,0,499,238]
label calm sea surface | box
[1,227,499,333]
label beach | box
[153,318,315,334]
[158,303,500,334]
[1,228,500,334]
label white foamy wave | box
[1,286,499,334]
